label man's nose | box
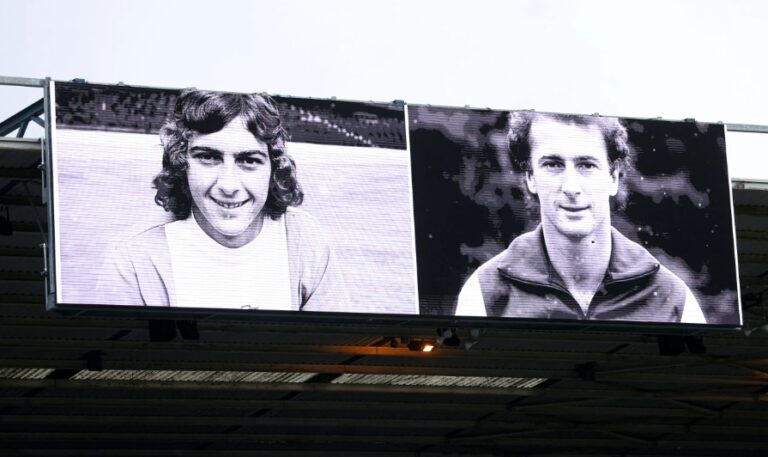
[560,166,582,197]
[215,162,240,195]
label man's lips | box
[559,204,590,212]
[209,196,250,209]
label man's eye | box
[578,162,598,169]
[194,153,220,164]
[238,157,264,167]
[542,161,563,168]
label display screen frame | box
[44,80,743,331]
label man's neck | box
[541,223,612,313]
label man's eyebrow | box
[574,155,601,162]
[189,146,222,154]
[235,150,268,159]
[537,155,564,163]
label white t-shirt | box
[164,215,292,310]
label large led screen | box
[48,81,742,326]
[50,82,418,314]
[409,106,741,325]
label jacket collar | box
[496,225,660,289]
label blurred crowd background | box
[55,82,406,150]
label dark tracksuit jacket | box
[456,225,703,323]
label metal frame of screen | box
[723,126,745,328]
[41,79,742,332]
[43,78,57,309]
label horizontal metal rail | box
[0,76,46,87]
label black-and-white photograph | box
[51,81,417,315]
[410,106,740,325]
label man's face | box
[186,116,272,247]
[525,117,619,240]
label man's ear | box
[525,170,537,195]
[609,167,620,197]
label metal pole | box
[0,76,46,87]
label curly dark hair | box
[153,89,303,220]
[507,111,636,210]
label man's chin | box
[211,225,250,239]
[554,222,595,239]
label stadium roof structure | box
[2,76,768,457]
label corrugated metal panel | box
[237,371,318,383]
[332,373,547,388]
[0,366,546,388]
[72,370,317,383]
[0,367,54,379]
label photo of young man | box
[52,82,418,315]
[95,90,344,310]
[456,112,705,323]
[409,105,739,325]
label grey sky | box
[2,0,767,178]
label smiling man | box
[184,116,273,249]
[456,112,706,323]
[96,90,345,311]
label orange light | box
[422,343,435,352]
